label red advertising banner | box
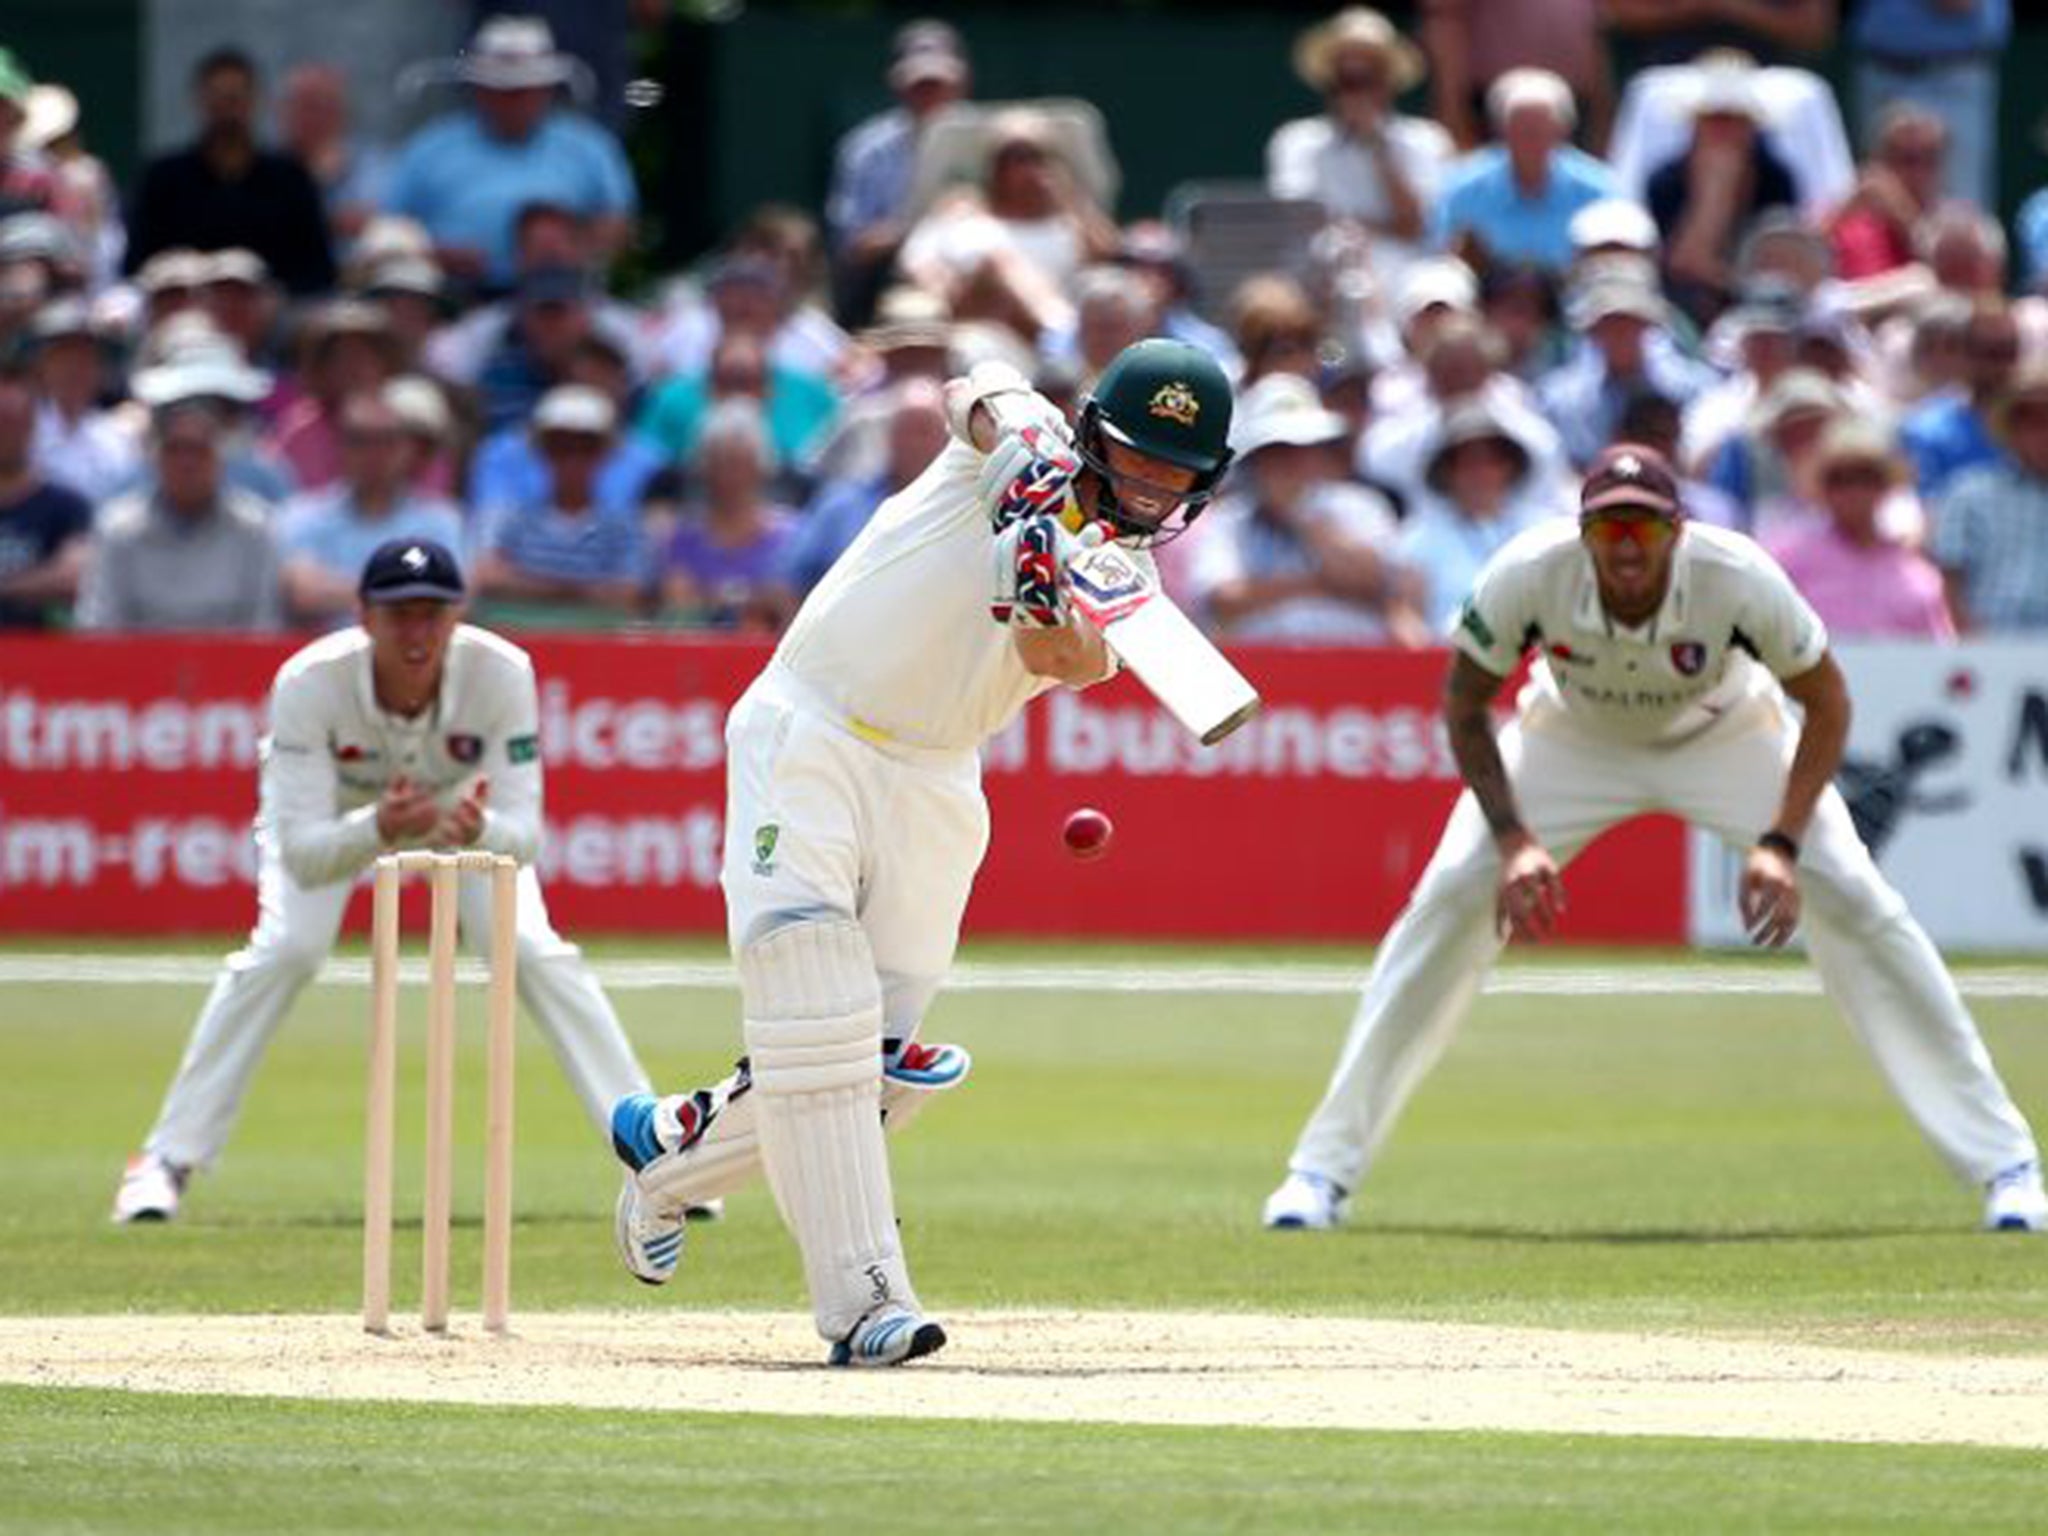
[0,635,1684,941]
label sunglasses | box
[1581,511,1677,551]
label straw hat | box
[1230,374,1351,457]
[1293,9,1424,94]
[1426,402,1531,492]
[459,16,575,90]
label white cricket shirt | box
[1451,520,1829,745]
[775,432,1141,753]
[260,624,544,887]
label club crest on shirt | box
[1669,640,1708,677]
[446,733,484,764]
[752,823,780,876]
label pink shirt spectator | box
[271,397,454,496]
[1764,521,1953,639]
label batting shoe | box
[1984,1161,2047,1232]
[1262,1169,1346,1231]
[828,1304,948,1368]
[614,1171,686,1285]
[111,1152,187,1224]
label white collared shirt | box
[1451,520,1828,744]
[260,623,543,887]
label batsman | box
[608,339,1237,1365]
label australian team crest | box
[1149,381,1200,426]
[752,822,780,876]
[445,733,483,764]
[1669,641,1708,677]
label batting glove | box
[978,425,1080,532]
[990,514,1079,628]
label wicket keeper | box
[113,540,655,1222]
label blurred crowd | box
[2,4,2044,644]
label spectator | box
[1766,418,1950,638]
[360,257,449,372]
[382,17,635,291]
[826,19,972,323]
[1267,8,1452,291]
[134,248,208,329]
[1420,0,1611,153]
[276,389,464,626]
[123,47,334,295]
[127,315,296,506]
[800,288,953,490]
[648,245,844,385]
[1828,104,1948,283]
[1369,255,1481,417]
[468,333,663,519]
[1114,221,1241,375]
[0,364,91,628]
[0,50,62,222]
[1432,68,1616,274]
[1398,397,1565,630]
[777,378,949,601]
[1611,387,1746,529]
[276,64,386,244]
[663,400,799,630]
[898,109,1120,343]
[1646,63,1800,325]
[1848,0,2007,214]
[1568,197,1663,271]
[76,399,281,631]
[1929,364,2048,634]
[1190,375,1423,643]
[1893,290,1971,405]
[271,299,400,491]
[637,330,838,474]
[1480,262,1566,382]
[1050,264,1159,387]
[1231,273,1326,389]
[1681,275,1803,469]
[197,248,279,366]
[382,373,459,497]
[20,83,123,287]
[27,298,139,504]
[1706,365,1843,534]
[1899,296,2017,498]
[461,265,616,436]
[473,384,648,619]
[1538,278,1719,466]
[1918,203,2006,297]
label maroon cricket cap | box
[1580,442,1681,519]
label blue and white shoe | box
[827,1304,948,1368]
[1985,1161,2047,1232]
[614,1171,686,1286]
[1262,1169,1346,1231]
[883,1038,970,1090]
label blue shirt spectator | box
[1431,70,1614,273]
[468,420,665,520]
[1927,368,2048,634]
[1399,401,1566,631]
[1536,285,1721,467]
[637,332,840,473]
[382,19,636,289]
[1899,393,2000,500]
[473,385,650,618]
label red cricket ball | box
[1062,807,1114,861]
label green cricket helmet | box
[1076,337,1235,544]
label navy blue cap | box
[359,539,466,603]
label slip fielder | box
[112,539,654,1222]
[1263,444,2046,1234]
[606,339,1238,1365]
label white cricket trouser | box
[145,840,650,1170]
[721,663,990,1031]
[1290,690,2039,1194]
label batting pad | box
[740,919,917,1341]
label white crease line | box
[0,954,2044,999]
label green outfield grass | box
[2,942,2045,1532]
[4,1385,2046,1536]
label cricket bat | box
[1064,541,1261,746]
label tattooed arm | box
[1442,651,1566,941]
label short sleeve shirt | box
[1452,520,1828,744]
[0,481,92,629]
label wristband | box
[1757,829,1800,862]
